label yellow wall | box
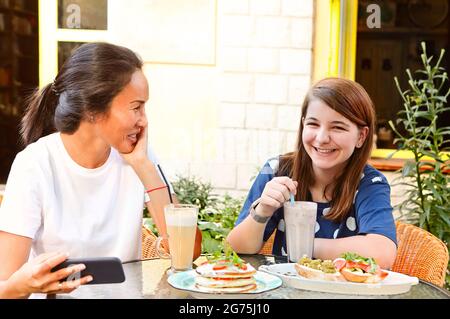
[313,0,358,82]
[313,0,333,82]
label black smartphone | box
[51,257,126,285]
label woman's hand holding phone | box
[5,252,92,298]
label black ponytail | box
[20,42,143,147]
[20,83,59,146]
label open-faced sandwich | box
[294,252,389,284]
[332,252,389,284]
[294,256,344,281]
[195,246,257,293]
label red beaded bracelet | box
[145,185,168,194]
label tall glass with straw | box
[283,194,317,262]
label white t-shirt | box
[0,132,173,262]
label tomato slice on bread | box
[333,252,389,284]
[212,264,228,271]
[332,258,346,271]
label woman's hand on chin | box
[120,125,149,168]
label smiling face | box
[302,99,368,176]
[95,69,149,153]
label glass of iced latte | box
[156,204,198,273]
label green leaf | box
[436,208,450,226]
[401,161,416,177]
[202,237,222,254]
[425,179,442,202]
[198,221,221,231]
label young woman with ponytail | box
[0,42,201,298]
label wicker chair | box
[392,221,448,287]
[259,231,276,255]
[141,225,160,259]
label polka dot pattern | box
[371,176,382,183]
[244,161,394,257]
[346,217,356,231]
[268,159,279,172]
[278,219,285,232]
[333,229,339,239]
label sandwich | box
[332,252,389,284]
[194,246,257,293]
[294,255,344,281]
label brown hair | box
[278,77,375,222]
[21,42,143,146]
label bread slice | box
[195,283,257,294]
[340,268,381,283]
[195,276,256,288]
[295,263,344,281]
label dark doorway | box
[0,0,39,183]
[355,0,450,149]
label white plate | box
[167,270,282,299]
[258,263,419,295]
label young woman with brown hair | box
[227,77,397,269]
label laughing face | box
[95,69,149,154]
[302,99,368,176]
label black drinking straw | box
[157,164,173,204]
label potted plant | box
[389,42,450,288]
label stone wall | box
[189,0,314,197]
